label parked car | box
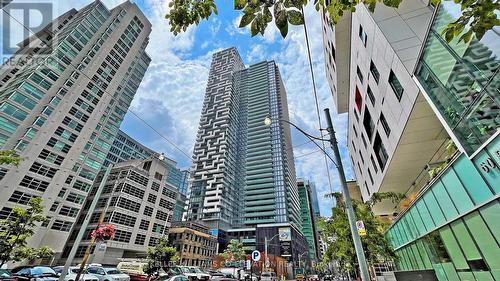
[260,272,276,281]
[295,274,305,281]
[210,278,238,281]
[0,269,16,281]
[158,276,188,281]
[12,266,58,281]
[307,275,319,281]
[53,267,99,281]
[87,267,130,281]
[169,267,209,281]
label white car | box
[260,272,276,281]
[170,266,210,281]
[53,266,99,281]
[87,267,130,281]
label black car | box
[0,269,16,281]
[12,266,58,281]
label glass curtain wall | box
[415,2,499,155]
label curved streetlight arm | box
[269,117,329,142]
[265,117,338,167]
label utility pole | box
[264,236,268,272]
[58,165,113,281]
[324,108,370,281]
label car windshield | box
[52,268,63,274]
[261,273,270,277]
[0,269,12,277]
[190,268,203,273]
[104,269,122,275]
[32,267,56,276]
[70,268,88,274]
[180,268,191,273]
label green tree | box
[0,150,22,166]
[221,239,246,262]
[165,0,498,42]
[321,192,398,276]
[0,197,54,267]
[144,237,178,274]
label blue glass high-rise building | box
[187,48,301,230]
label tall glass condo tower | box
[187,48,301,231]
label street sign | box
[356,220,366,236]
[251,250,261,261]
[356,220,365,230]
[98,243,106,251]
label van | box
[117,261,149,281]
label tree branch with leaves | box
[321,192,399,275]
[0,198,54,267]
[0,150,22,166]
[165,0,498,43]
[221,239,246,262]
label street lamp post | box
[323,109,370,281]
[298,252,309,270]
[264,233,280,272]
[264,109,370,281]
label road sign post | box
[251,250,261,281]
[356,220,367,236]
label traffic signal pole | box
[324,108,370,281]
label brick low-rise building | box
[168,222,217,268]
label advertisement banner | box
[278,227,291,241]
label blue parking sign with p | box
[251,250,261,261]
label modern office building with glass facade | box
[187,48,301,231]
[385,2,499,280]
[105,129,189,196]
[0,1,151,259]
[297,178,320,262]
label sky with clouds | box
[4,0,355,217]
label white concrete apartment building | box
[321,1,450,215]
[0,0,151,258]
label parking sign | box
[251,250,261,261]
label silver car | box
[53,266,99,281]
[87,267,130,281]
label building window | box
[370,155,378,173]
[358,25,367,46]
[379,113,391,136]
[355,86,363,112]
[389,70,403,101]
[361,134,367,148]
[367,168,374,185]
[362,107,374,140]
[113,229,132,243]
[364,182,370,196]
[353,125,358,138]
[370,61,380,84]
[135,234,146,245]
[148,193,157,204]
[139,219,149,230]
[144,206,153,216]
[367,86,375,105]
[373,133,389,170]
[356,66,364,83]
[358,150,364,164]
